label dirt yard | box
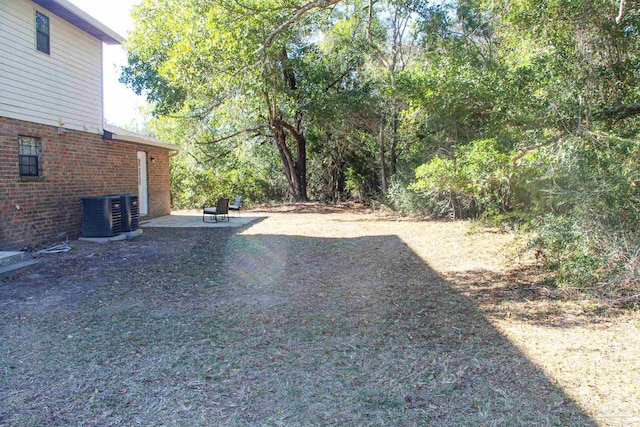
[1,204,638,426]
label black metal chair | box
[202,198,229,222]
[229,196,242,216]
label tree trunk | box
[390,108,399,176]
[295,124,307,201]
[279,119,308,201]
[271,49,308,202]
[271,119,308,202]
[274,132,295,195]
[329,159,345,202]
[379,122,388,194]
[273,127,301,201]
[295,147,307,200]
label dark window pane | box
[36,12,49,33]
[19,155,39,177]
[37,33,49,54]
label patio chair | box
[202,198,229,223]
[229,196,242,216]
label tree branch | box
[615,0,626,24]
[366,0,390,69]
[512,135,563,166]
[196,125,267,145]
[256,0,341,54]
[230,0,297,14]
[325,66,353,92]
[449,30,486,62]
[184,147,202,164]
[276,118,304,142]
[199,148,234,163]
[602,102,640,120]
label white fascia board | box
[114,133,183,151]
[103,125,182,151]
[33,0,125,44]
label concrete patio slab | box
[0,251,26,266]
[79,229,143,243]
[140,212,264,228]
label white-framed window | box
[18,136,41,177]
[35,10,50,55]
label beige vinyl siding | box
[0,0,103,133]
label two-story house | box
[0,0,180,250]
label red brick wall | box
[147,148,171,218]
[0,117,172,250]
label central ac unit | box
[81,196,123,237]
[119,194,139,232]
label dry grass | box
[1,203,637,426]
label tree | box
[402,0,640,288]
[121,0,342,201]
[363,0,422,193]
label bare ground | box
[0,204,638,426]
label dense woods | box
[122,0,640,292]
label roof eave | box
[103,129,182,152]
[33,0,125,45]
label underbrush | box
[525,213,640,301]
[387,132,640,302]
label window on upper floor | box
[19,136,42,177]
[36,11,50,55]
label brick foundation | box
[0,117,172,250]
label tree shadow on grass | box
[215,233,596,426]
[0,229,595,426]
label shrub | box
[385,176,431,215]
[409,138,510,218]
[525,133,640,289]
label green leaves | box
[409,138,511,218]
[120,0,640,288]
